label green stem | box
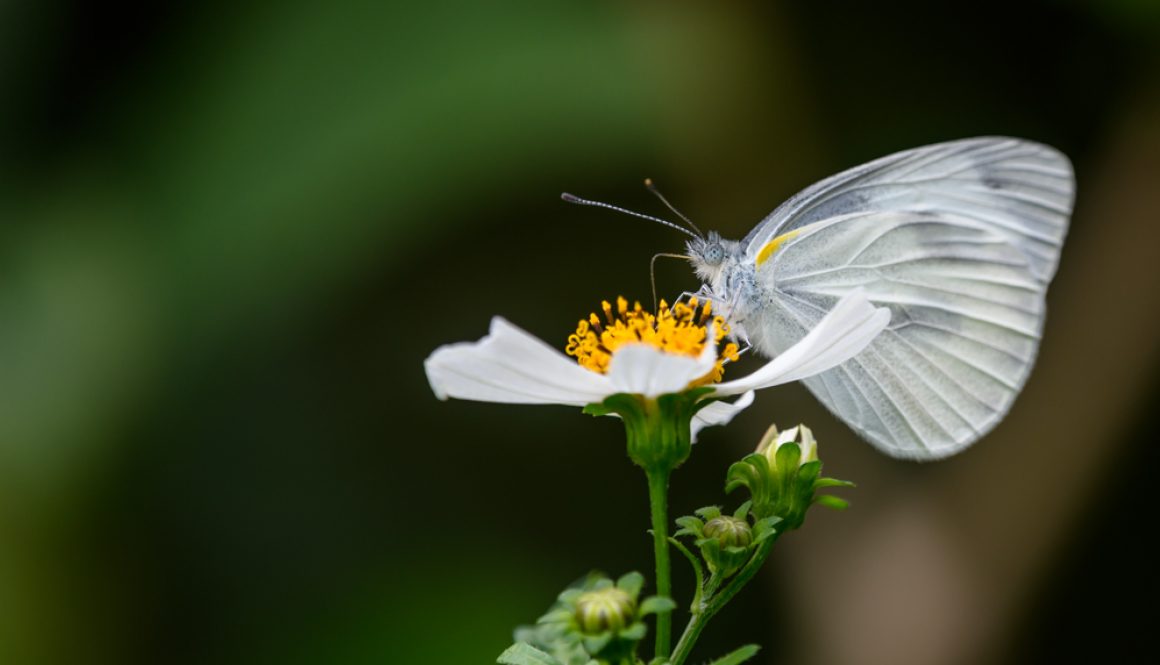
[646,468,673,660]
[670,536,778,665]
[700,572,725,607]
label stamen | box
[565,296,735,385]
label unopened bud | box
[757,424,818,469]
[702,515,753,549]
[574,587,636,634]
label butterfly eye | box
[704,243,725,264]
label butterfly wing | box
[746,138,1074,459]
[744,137,1073,282]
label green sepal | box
[706,644,761,665]
[536,609,574,625]
[497,643,563,665]
[774,441,801,474]
[524,571,658,663]
[638,596,677,616]
[678,505,760,579]
[797,459,822,486]
[619,621,648,640]
[694,505,722,520]
[814,494,849,510]
[732,500,753,520]
[558,589,584,604]
[724,433,856,530]
[616,571,644,597]
[583,388,715,472]
[753,516,781,534]
[674,515,704,537]
[581,402,615,417]
[725,453,767,495]
[752,516,781,544]
[581,632,612,655]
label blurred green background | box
[2,1,1159,663]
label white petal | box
[690,391,755,442]
[424,317,611,405]
[776,426,800,445]
[713,289,890,396]
[798,424,817,464]
[755,423,780,453]
[605,335,717,398]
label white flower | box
[424,290,889,440]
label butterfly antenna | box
[650,252,691,310]
[644,178,704,238]
[561,193,699,239]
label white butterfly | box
[690,137,1076,459]
[569,137,1075,459]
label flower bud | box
[702,515,753,549]
[675,507,761,579]
[728,421,852,529]
[756,424,818,469]
[574,587,636,634]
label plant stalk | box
[646,467,673,660]
[670,535,778,665]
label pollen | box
[565,297,741,385]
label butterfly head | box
[687,231,743,287]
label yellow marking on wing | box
[754,229,802,267]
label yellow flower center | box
[565,297,740,385]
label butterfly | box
[566,137,1074,459]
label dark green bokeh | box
[1,1,1157,664]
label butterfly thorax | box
[686,231,764,342]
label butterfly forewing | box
[744,137,1073,282]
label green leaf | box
[497,642,563,665]
[638,596,677,616]
[706,644,761,665]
